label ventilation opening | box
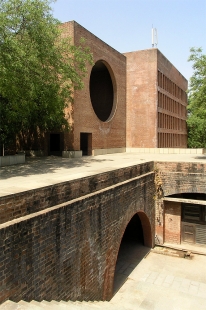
[89,60,114,122]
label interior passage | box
[113,214,150,295]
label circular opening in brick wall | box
[89,60,115,122]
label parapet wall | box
[0,162,153,224]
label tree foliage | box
[0,0,93,153]
[187,47,206,148]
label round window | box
[89,60,114,122]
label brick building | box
[45,21,188,157]
[49,21,126,157]
[125,49,188,148]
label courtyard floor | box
[111,243,206,310]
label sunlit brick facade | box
[25,22,188,156]
[125,49,188,148]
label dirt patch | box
[151,246,193,259]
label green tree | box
[0,0,93,155]
[187,47,206,148]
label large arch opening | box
[113,212,152,295]
[89,60,115,122]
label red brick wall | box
[155,162,206,245]
[156,162,206,196]
[0,170,155,304]
[164,201,181,244]
[124,48,188,148]
[124,49,158,148]
[62,21,126,151]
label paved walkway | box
[111,243,206,309]
[1,152,206,197]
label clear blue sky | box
[51,0,206,82]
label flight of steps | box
[0,299,131,310]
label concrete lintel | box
[164,197,206,205]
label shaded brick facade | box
[0,163,155,304]
[58,21,127,155]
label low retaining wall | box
[62,150,82,158]
[93,148,126,156]
[126,148,206,154]
[0,154,25,167]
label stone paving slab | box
[112,248,206,309]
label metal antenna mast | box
[152,26,158,47]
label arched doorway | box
[113,212,152,295]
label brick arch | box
[165,191,206,197]
[156,162,206,197]
[163,186,206,197]
[103,210,152,300]
[137,211,152,247]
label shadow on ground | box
[113,241,150,295]
[194,155,206,160]
[0,156,114,180]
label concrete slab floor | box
[111,243,206,309]
[1,151,206,197]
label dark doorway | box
[80,133,92,156]
[113,214,150,295]
[49,133,61,156]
